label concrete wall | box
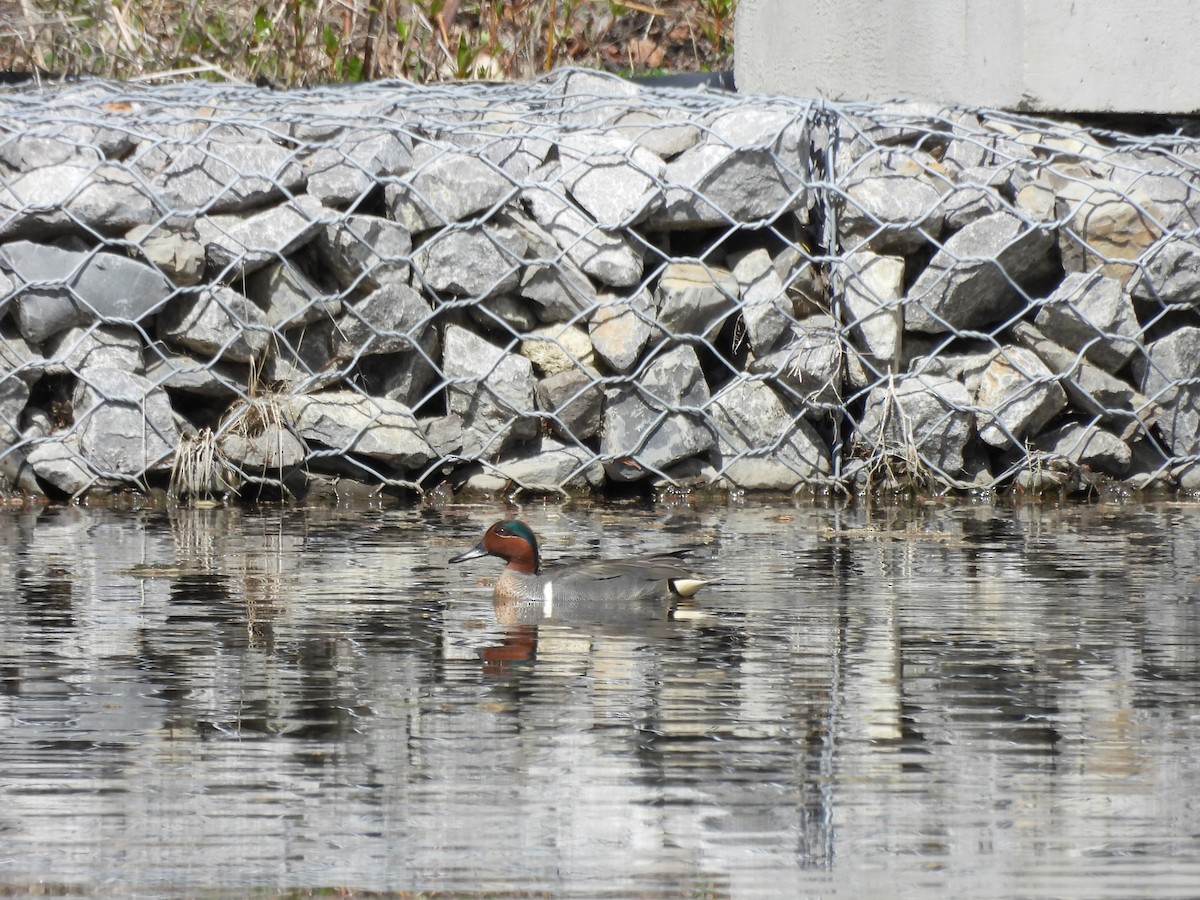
[735,0,1200,113]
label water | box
[1,498,1199,897]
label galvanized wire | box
[0,70,1197,500]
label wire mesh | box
[0,69,1197,501]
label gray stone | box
[44,325,143,375]
[840,249,904,368]
[262,320,340,389]
[1032,422,1132,475]
[2,241,175,344]
[709,379,832,490]
[941,180,1007,231]
[1129,237,1200,306]
[443,324,537,457]
[607,108,701,158]
[839,155,946,254]
[282,391,434,469]
[386,148,514,232]
[856,374,974,476]
[462,436,604,494]
[589,291,655,374]
[974,346,1068,448]
[535,367,604,442]
[1034,272,1140,373]
[524,173,644,288]
[316,214,412,293]
[470,294,541,335]
[73,367,179,476]
[1138,326,1200,457]
[219,401,307,472]
[651,144,798,229]
[244,261,342,330]
[198,194,326,279]
[142,345,244,398]
[411,224,522,298]
[750,316,843,408]
[134,141,306,214]
[601,344,714,474]
[556,133,665,227]
[655,262,739,339]
[332,283,433,360]
[157,285,272,364]
[0,126,131,170]
[304,132,412,205]
[26,436,93,497]
[0,376,29,444]
[520,324,594,377]
[0,164,159,239]
[731,249,792,354]
[506,211,597,321]
[1055,183,1163,281]
[0,327,44,383]
[126,223,205,286]
[906,211,1058,333]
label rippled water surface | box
[2,499,1200,897]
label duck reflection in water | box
[450,519,713,627]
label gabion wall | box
[0,69,1197,501]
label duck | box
[449,519,712,617]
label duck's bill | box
[449,542,488,564]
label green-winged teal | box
[449,520,712,615]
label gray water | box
[1,498,1199,898]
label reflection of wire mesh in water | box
[0,70,1193,501]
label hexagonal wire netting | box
[0,69,1196,501]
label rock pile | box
[0,71,1196,500]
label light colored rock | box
[26,436,93,496]
[44,325,143,375]
[1055,183,1163,281]
[750,316,843,408]
[386,147,514,232]
[245,261,341,330]
[505,211,597,321]
[535,368,604,441]
[282,391,434,469]
[134,141,306,214]
[443,325,537,457]
[839,151,947,253]
[462,435,604,494]
[157,285,272,364]
[974,346,1068,448]
[126,223,205,286]
[411,224,522,298]
[840,249,904,368]
[731,249,792,354]
[589,291,655,374]
[198,194,326,279]
[856,374,974,476]
[1138,326,1200,457]
[1129,237,1200,307]
[519,324,594,377]
[332,283,433,360]
[142,345,245,398]
[0,163,158,239]
[1032,421,1132,475]
[601,344,714,474]
[556,132,665,227]
[906,211,1057,333]
[73,367,179,476]
[317,214,412,292]
[655,262,739,339]
[1034,272,1140,373]
[304,132,412,205]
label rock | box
[304,132,412,206]
[1055,183,1163,281]
[331,283,433,360]
[906,211,1058,333]
[1129,237,1200,307]
[1034,272,1140,373]
[198,194,326,279]
[730,249,791,354]
[219,401,307,472]
[2,241,174,343]
[856,374,974,476]
[386,147,514,232]
[709,379,832,490]
[470,293,541,335]
[316,214,413,294]
[1138,326,1200,457]
[506,211,598,322]
[556,132,665,227]
[607,107,701,159]
[0,125,131,170]
[0,163,159,239]
[519,324,594,377]
[44,325,143,375]
[142,345,245,398]
[589,291,655,373]
[0,376,29,444]
[839,153,946,254]
[750,316,843,408]
[655,262,739,339]
[839,249,904,369]
[974,346,1068,448]
[73,367,179,476]
[601,344,714,475]
[244,261,341,330]
[126,222,205,286]
[411,224,522,298]
[26,436,92,496]
[157,285,272,364]
[461,435,604,493]
[535,368,604,441]
[282,391,434,469]
[442,325,537,457]
[134,141,306,214]
[524,170,645,288]
[1032,421,1132,475]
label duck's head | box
[450,520,541,574]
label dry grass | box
[0,0,735,85]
